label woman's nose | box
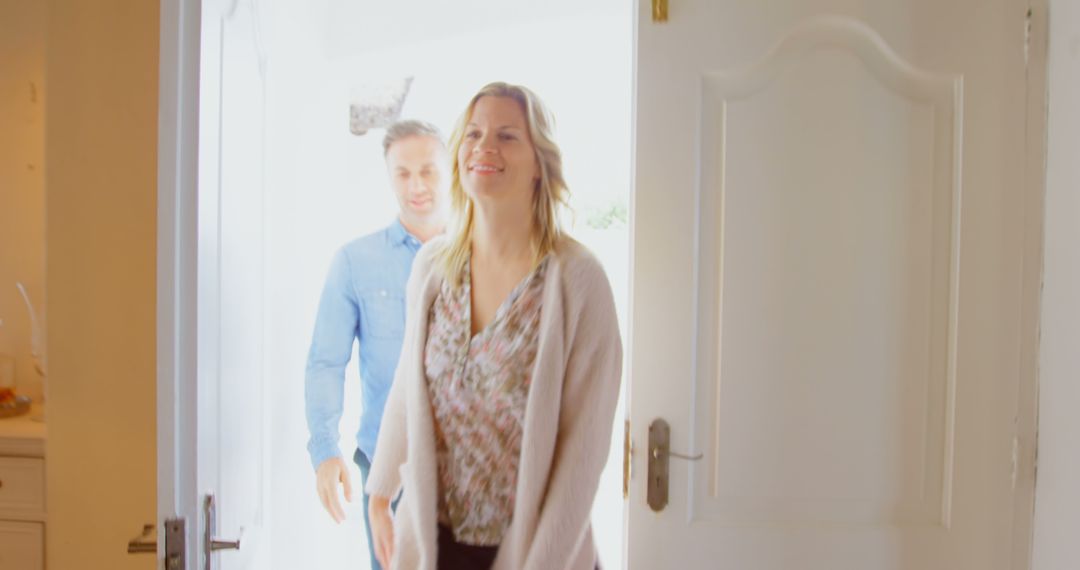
[473,134,496,153]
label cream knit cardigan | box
[366,235,623,570]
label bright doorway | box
[191,0,631,568]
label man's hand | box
[315,456,353,523]
[369,495,395,569]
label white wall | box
[45,1,157,568]
[0,0,46,402]
[1031,0,1080,568]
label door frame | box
[1011,1,1049,568]
[155,0,1048,568]
[158,0,202,566]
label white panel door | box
[159,0,270,568]
[626,0,1040,568]
[198,0,270,568]
[195,0,270,567]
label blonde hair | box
[438,82,569,288]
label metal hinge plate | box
[165,518,186,570]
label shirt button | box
[379,289,388,297]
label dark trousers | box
[355,448,399,570]
[434,527,601,570]
[437,524,498,570]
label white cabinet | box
[0,408,45,570]
[0,521,43,569]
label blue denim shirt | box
[305,219,422,470]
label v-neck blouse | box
[423,256,549,546]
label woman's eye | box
[465,131,480,139]
[499,133,516,141]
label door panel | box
[628,1,1037,568]
[694,18,956,527]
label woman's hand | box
[368,494,395,568]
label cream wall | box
[0,0,45,402]
[1031,0,1080,568]
[45,1,157,568]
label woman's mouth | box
[469,163,502,175]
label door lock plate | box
[647,418,703,511]
[165,518,186,570]
[648,419,671,511]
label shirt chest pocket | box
[360,289,406,340]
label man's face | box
[385,135,448,226]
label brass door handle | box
[210,538,241,551]
[651,447,703,461]
[204,494,242,569]
[127,523,156,554]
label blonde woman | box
[366,82,622,570]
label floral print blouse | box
[423,255,548,546]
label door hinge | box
[623,419,632,500]
[1024,7,1032,65]
[652,0,669,23]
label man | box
[305,120,447,570]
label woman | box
[366,82,622,570]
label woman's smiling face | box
[458,95,540,203]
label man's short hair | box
[382,120,445,156]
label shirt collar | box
[388,218,422,249]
